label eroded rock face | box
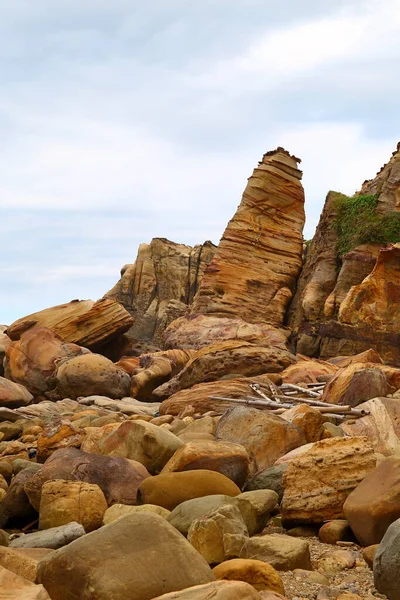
[0,377,33,408]
[281,437,376,526]
[6,298,133,351]
[105,238,216,347]
[360,141,400,213]
[189,149,305,328]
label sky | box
[1,0,399,324]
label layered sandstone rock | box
[360,141,400,213]
[6,299,133,350]
[105,238,216,346]
[185,149,305,328]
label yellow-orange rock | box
[6,298,133,350]
[0,564,51,599]
[280,358,337,384]
[153,341,296,400]
[281,404,325,443]
[190,148,305,328]
[213,558,285,594]
[4,326,88,398]
[321,363,388,407]
[0,377,33,408]
[164,314,289,350]
[328,349,383,368]
[36,421,85,463]
[159,374,283,416]
[339,244,400,332]
[161,440,250,487]
[281,437,376,525]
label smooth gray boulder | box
[10,522,86,549]
[244,464,288,501]
[374,518,400,599]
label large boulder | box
[0,546,53,582]
[0,564,51,599]
[6,298,133,350]
[138,471,240,511]
[130,350,195,400]
[37,513,215,600]
[213,558,285,594]
[36,421,85,463]
[103,503,170,525]
[374,517,400,600]
[0,467,38,527]
[80,419,183,474]
[280,359,338,384]
[239,534,312,571]
[39,480,108,532]
[281,437,376,526]
[344,456,400,546]
[280,404,325,443]
[4,326,88,398]
[216,407,306,477]
[342,397,400,456]
[321,363,388,407]
[245,464,288,502]
[153,341,296,400]
[152,580,263,599]
[24,448,150,509]
[56,353,131,399]
[0,377,33,408]
[161,441,250,488]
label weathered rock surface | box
[159,375,283,416]
[103,503,170,525]
[0,564,51,599]
[280,358,338,384]
[321,363,388,407]
[164,314,289,351]
[213,558,285,594]
[153,341,296,400]
[281,437,376,525]
[37,512,215,600]
[374,517,400,600]
[281,404,325,443]
[6,298,133,350]
[24,448,150,509]
[81,419,183,474]
[0,377,33,408]
[190,149,305,328]
[161,441,250,487]
[138,470,240,511]
[344,456,400,546]
[4,327,88,398]
[0,467,39,527]
[9,522,86,549]
[36,420,85,463]
[39,479,108,532]
[105,238,216,346]
[0,546,53,582]
[152,580,263,600]
[245,464,288,502]
[240,534,312,571]
[56,353,131,399]
[341,397,400,456]
[130,349,195,400]
[216,407,306,477]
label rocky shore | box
[1,145,400,599]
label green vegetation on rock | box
[334,193,400,257]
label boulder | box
[280,359,338,384]
[159,375,283,416]
[0,467,38,527]
[245,464,288,502]
[24,448,150,509]
[103,503,170,525]
[321,363,388,407]
[138,471,240,511]
[341,397,400,456]
[239,534,312,571]
[167,494,258,537]
[374,517,400,599]
[236,490,279,531]
[0,564,51,599]
[151,580,263,599]
[329,349,383,368]
[10,522,86,549]
[56,353,131,399]
[318,520,354,545]
[0,546,53,582]
[39,480,108,532]
[37,513,215,600]
[281,404,325,443]
[187,504,249,564]
[164,314,289,350]
[216,407,306,477]
[317,549,358,573]
[4,326,88,398]
[344,456,400,546]
[213,558,285,594]
[0,421,22,441]
[281,437,376,525]
[6,298,133,350]
[0,377,33,408]
[130,350,195,400]
[80,419,183,474]
[153,341,296,400]
[161,441,250,488]
[36,420,85,463]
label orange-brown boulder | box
[159,374,282,416]
[153,341,296,400]
[152,581,263,599]
[190,148,305,328]
[0,564,51,599]
[281,437,376,526]
[344,456,400,546]
[6,298,133,350]
[164,314,289,350]
[321,363,388,407]
[281,404,325,443]
[138,470,240,510]
[216,407,306,477]
[0,377,33,408]
[4,327,88,398]
[213,558,285,594]
[161,441,250,487]
[328,349,383,368]
[280,359,337,384]
[36,421,85,463]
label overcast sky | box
[1,0,399,324]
